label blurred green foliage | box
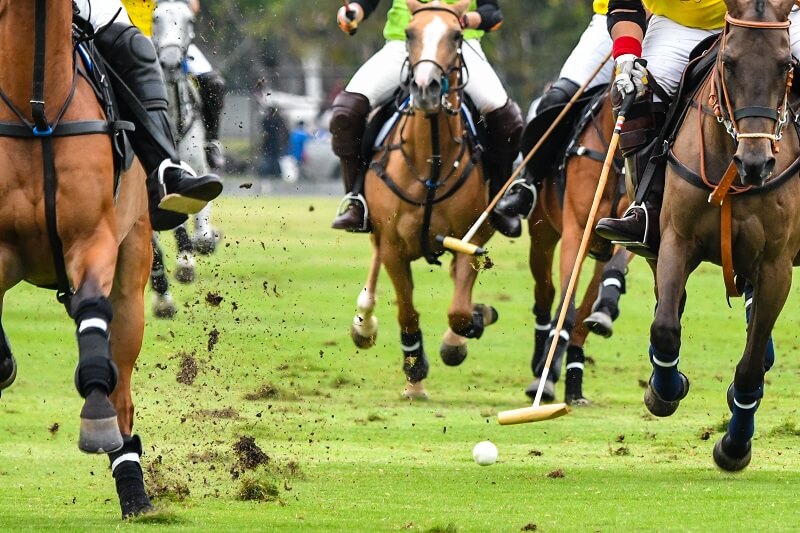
[197,0,595,106]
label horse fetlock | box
[401,331,428,382]
[650,319,681,356]
[564,345,588,405]
[109,434,154,518]
[72,297,116,397]
[452,305,493,340]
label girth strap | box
[0,120,132,138]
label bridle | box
[709,12,793,151]
[402,6,468,115]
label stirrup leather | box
[335,193,370,232]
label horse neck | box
[0,0,75,121]
[404,107,465,173]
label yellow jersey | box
[593,0,608,15]
[644,0,726,29]
[122,0,156,37]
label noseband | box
[404,7,467,114]
[710,13,793,150]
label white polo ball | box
[472,440,498,466]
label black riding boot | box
[595,96,665,258]
[330,91,371,232]
[94,24,223,231]
[196,71,226,170]
[484,100,525,237]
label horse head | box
[720,0,795,185]
[405,0,469,114]
[152,0,196,73]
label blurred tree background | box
[196,0,595,108]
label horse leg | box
[527,216,558,393]
[584,247,632,337]
[440,253,498,366]
[0,301,16,395]
[192,203,219,255]
[173,224,195,284]
[714,265,791,472]
[107,218,154,517]
[645,232,696,417]
[563,258,604,405]
[149,233,177,319]
[381,250,428,399]
[351,241,380,348]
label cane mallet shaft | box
[439,50,613,255]
[497,91,636,426]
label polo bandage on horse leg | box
[649,345,682,401]
[727,385,763,455]
[71,296,118,397]
[353,287,378,338]
[401,331,428,383]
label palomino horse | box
[0,0,153,517]
[644,0,800,471]
[350,0,498,399]
[526,91,634,404]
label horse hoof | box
[152,295,177,319]
[643,372,690,417]
[350,314,378,349]
[566,394,591,406]
[403,352,429,383]
[0,355,17,391]
[79,389,123,454]
[402,381,428,400]
[713,436,752,472]
[192,232,221,255]
[123,501,156,520]
[174,255,195,284]
[583,310,613,338]
[525,378,555,402]
[473,304,499,327]
[440,342,467,366]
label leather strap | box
[720,198,741,297]
[708,161,739,206]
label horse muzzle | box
[158,45,184,71]
[409,77,443,114]
[733,142,776,187]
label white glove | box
[613,54,648,99]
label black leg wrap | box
[109,435,153,519]
[71,296,118,397]
[564,345,586,403]
[453,309,485,340]
[196,71,226,141]
[401,331,429,383]
[597,269,626,320]
[150,238,169,295]
[534,318,573,382]
[531,307,551,376]
[174,226,193,254]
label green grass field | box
[2,197,800,532]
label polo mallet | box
[497,88,637,425]
[436,50,614,256]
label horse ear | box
[407,0,426,14]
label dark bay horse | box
[526,91,634,404]
[645,0,800,471]
[0,0,153,516]
[349,0,498,399]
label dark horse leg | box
[0,310,16,395]
[584,248,631,338]
[714,263,791,472]
[108,215,155,517]
[646,232,696,417]
[526,210,559,399]
[149,233,177,319]
[382,250,429,399]
[172,225,195,284]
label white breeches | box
[345,39,508,114]
[187,44,213,75]
[559,14,614,89]
[74,0,132,28]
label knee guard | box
[71,296,118,397]
[329,91,370,159]
[483,100,524,191]
[538,78,580,112]
[94,23,168,111]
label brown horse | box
[0,0,153,517]
[349,0,497,399]
[526,91,634,404]
[644,0,800,471]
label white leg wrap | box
[79,318,108,333]
[111,453,141,474]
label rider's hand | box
[337,3,364,34]
[613,54,648,99]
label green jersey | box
[383,0,483,41]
